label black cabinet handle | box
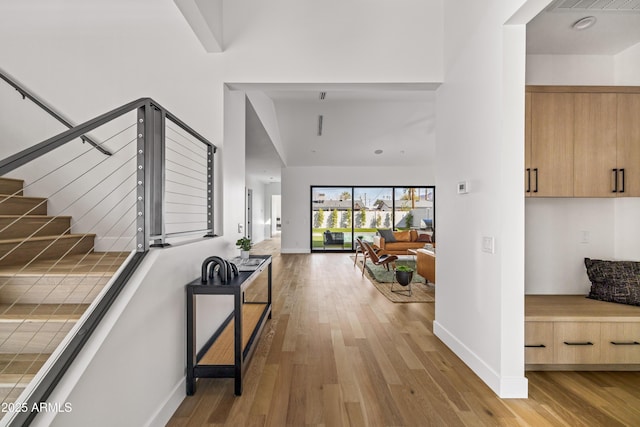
[610,341,639,346]
[533,168,538,193]
[525,344,546,348]
[613,168,618,193]
[563,341,593,346]
[526,168,531,193]
[620,168,625,193]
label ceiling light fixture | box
[374,149,383,155]
[319,91,326,100]
[572,16,596,30]
[318,115,323,136]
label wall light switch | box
[482,236,495,254]
[238,223,243,233]
[457,181,469,194]
[581,230,590,244]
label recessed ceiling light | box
[374,149,383,155]
[319,92,327,100]
[572,16,596,31]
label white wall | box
[281,166,434,253]
[526,54,615,85]
[615,41,640,85]
[0,0,445,424]
[435,0,534,399]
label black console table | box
[186,255,272,396]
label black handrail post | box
[138,102,168,249]
[205,144,215,237]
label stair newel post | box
[137,101,168,251]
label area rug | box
[353,257,435,303]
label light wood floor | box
[168,237,640,426]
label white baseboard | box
[281,248,311,254]
[433,321,528,398]
[145,377,186,427]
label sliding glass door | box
[310,186,435,252]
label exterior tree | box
[359,208,367,228]
[330,209,339,228]
[384,212,391,228]
[339,191,351,201]
[404,211,414,229]
[342,208,352,228]
[314,208,325,229]
[375,212,382,227]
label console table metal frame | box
[186,255,272,396]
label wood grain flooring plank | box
[167,238,640,427]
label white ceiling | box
[527,1,640,54]
[244,2,640,184]
[244,85,438,183]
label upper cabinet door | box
[574,93,617,197]
[530,92,574,197]
[617,94,640,197]
[525,92,532,196]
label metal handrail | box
[0,95,217,426]
[0,97,216,176]
[0,69,112,156]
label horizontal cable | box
[165,159,206,180]
[165,179,206,192]
[164,190,206,200]
[166,124,207,153]
[165,145,206,169]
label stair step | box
[0,234,95,267]
[0,215,71,240]
[0,178,24,197]
[0,304,86,354]
[0,252,127,304]
[0,195,47,216]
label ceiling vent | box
[548,0,640,12]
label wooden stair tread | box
[0,304,89,321]
[0,234,96,245]
[0,252,128,276]
[0,215,72,219]
[199,303,267,366]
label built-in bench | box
[525,295,640,370]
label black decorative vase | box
[395,270,413,286]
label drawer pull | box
[563,341,593,346]
[525,344,546,348]
[610,341,640,346]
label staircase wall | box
[29,238,235,427]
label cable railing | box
[0,97,216,426]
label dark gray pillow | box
[377,229,396,243]
[584,258,640,306]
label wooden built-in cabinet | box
[525,295,640,370]
[525,86,640,197]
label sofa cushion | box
[377,228,396,243]
[584,258,640,307]
[394,231,411,242]
[416,233,432,243]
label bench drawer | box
[600,323,640,364]
[525,322,553,364]
[554,322,600,364]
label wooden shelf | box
[186,255,272,396]
[199,303,267,365]
[526,295,640,322]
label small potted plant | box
[395,264,414,286]
[236,237,251,259]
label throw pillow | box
[416,233,432,243]
[394,231,411,242]
[377,229,396,243]
[584,258,640,306]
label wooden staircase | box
[0,177,127,404]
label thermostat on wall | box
[457,181,469,194]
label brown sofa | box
[373,229,433,255]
